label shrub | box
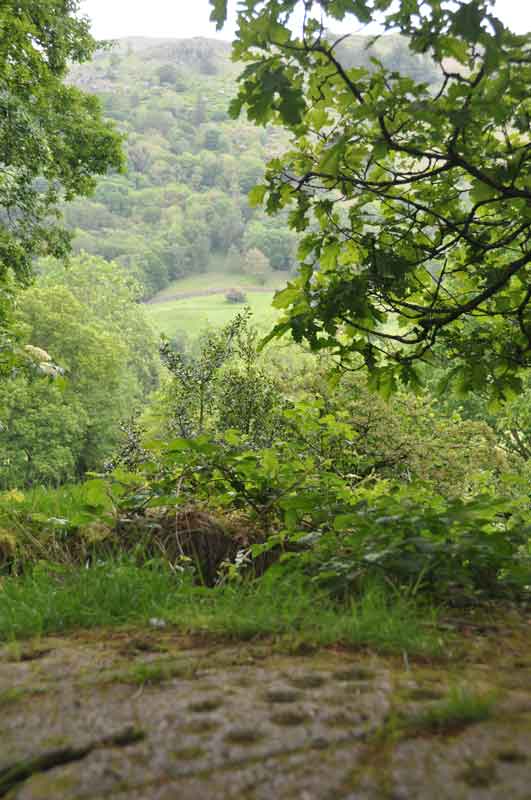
[225,288,247,304]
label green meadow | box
[145,281,280,339]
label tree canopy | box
[0,255,160,486]
[62,37,303,297]
[0,0,123,365]
[211,0,531,399]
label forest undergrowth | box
[1,314,530,650]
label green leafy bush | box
[225,288,247,304]
[101,417,531,600]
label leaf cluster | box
[213,0,531,399]
[0,0,124,369]
[102,343,531,599]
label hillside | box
[64,36,294,298]
[63,35,441,299]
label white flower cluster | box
[24,345,65,378]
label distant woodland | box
[63,35,441,298]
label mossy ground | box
[1,612,530,799]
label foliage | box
[158,312,249,438]
[3,301,529,599]
[225,288,247,303]
[157,63,179,86]
[37,254,160,393]
[494,374,531,461]
[61,33,445,298]
[102,342,531,600]
[212,0,531,400]
[105,417,152,472]
[0,0,123,361]
[81,310,530,600]
[242,218,297,271]
[135,429,529,598]
[2,320,530,603]
[0,482,111,528]
[288,364,503,497]
[292,487,530,599]
[0,256,159,486]
[3,5,530,635]
[243,248,271,285]
[215,336,280,442]
[0,378,88,487]
[0,481,113,573]
[155,310,280,445]
[61,38,287,295]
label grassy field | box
[145,282,281,339]
[150,270,283,303]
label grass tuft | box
[117,659,196,686]
[386,686,497,739]
[0,687,46,707]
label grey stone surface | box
[1,628,530,799]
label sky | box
[79,0,531,40]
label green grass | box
[0,688,35,708]
[386,686,497,739]
[0,563,182,640]
[0,483,109,525]
[0,483,114,569]
[116,658,197,686]
[146,291,279,339]
[0,563,441,657]
[150,270,282,302]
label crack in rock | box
[0,727,145,797]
